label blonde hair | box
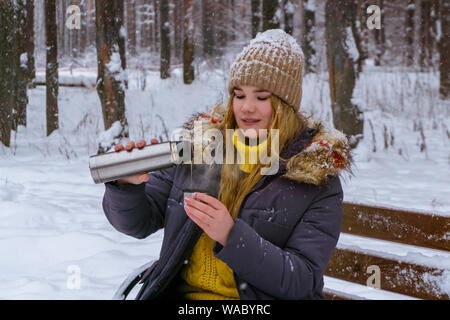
[217,92,308,218]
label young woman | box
[103,29,351,300]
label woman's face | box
[232,85,273,138]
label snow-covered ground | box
[0,65,449,299]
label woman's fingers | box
[112,138,154,184]
[184,193,234,246]
[115,139,149,152]
[192,193,224,210]
[139,173,150,183]
[184,196,215,218]
[150,138,158,145]
[125,141,135,151]
[136,139,146,148]
[184,204,211,228]
[114,144,124,152]
[186,209,205,229]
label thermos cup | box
[89,141,190,184]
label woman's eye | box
[234,95,269,101]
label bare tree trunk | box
[174,0,183,64]
[140,0,151,51]
[0,1,15,147]
[25,0,35,88]
[419,0,437,70]
[355,0,368,72]
[297,0,305,41]
[71,0,80,59]
[262,0,280,30]
[136,0,142,51]
[45,0,59,137]
[95,0,128,153]
[430,1,440,67]
[439,0,449,98]
[56,1,64,60]
[160,0,171,78]
[239,1,247,38]
[11,0,31,130]
[127,0,137,57]
[283,0,294,35]
[325,0,363,148]
[153,0,160,53]
[216,0,227,50]
[373,0,385,66]
[183,0,195,84]
[229,0,236,41]
[348,0,362,73]
[79,0,87,57]
[140,0,150,51]
[405,0,415,66]
[303,0,316,74]
[251,0,261,38]
[202,0,215,57]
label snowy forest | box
[0,0,449,300]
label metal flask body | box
[89,141,189,184]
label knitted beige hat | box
[228,29,305,112]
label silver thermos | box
[89,141,190,184]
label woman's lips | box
[242,119,260,126]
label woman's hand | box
[184,193,235,246]
[113,138,158,185]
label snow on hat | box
[228,29,305,112]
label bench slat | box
[342,202,450,251]
[325,247,449,300]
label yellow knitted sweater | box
[178,131,265,300]
[178,232,240,300]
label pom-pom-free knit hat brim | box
[228,29,305,112]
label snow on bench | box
[323,202,450,300]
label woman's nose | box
[241,100,256,113]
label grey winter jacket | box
[102,112,351,300]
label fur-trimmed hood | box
[182,106,352,186]
[279,120,352,186]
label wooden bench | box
[323,202,450,300]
